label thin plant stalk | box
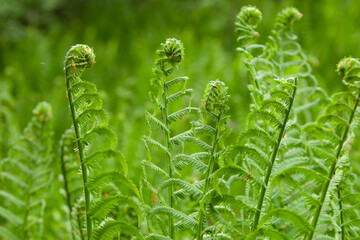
[252,79,297,230]
[65,72,92,240]
[162,79,174,238]
[305,92,360,240]
[196,113,221,240]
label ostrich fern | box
[64,44,141,240]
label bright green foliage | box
[2,3,360,240]
[64,44,141,240]
[0,102,53,240]
[236,6,327,123]
[195,80,230,240]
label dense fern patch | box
[0,4,360,240]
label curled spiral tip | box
[65,44,96,73]
[336,57,360,88]
[237,6,262,27]
[33,101,52,123]
[235,6,262,45]
[157,38,184,65]
[202,80,230,115]
[275,7,302,33]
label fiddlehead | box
[64,44,141,240]
[235,6,275,110]
[270,7,327,123]
[0,102,53,240]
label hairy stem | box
[196,113,221,240]
[162,80,174,238]
[65,73,92,240]
[252,79,297,230]
[306,92,360,240]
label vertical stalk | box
[196,113,221,240]
[338,190,345,240]
[306,92,360,240]
[60,144,75,240]
[252,79,297,230]
[162,80,174,239]
[65,73,92,240]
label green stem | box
[338,190,345,240]
[252,79,297,230]
[60,145,75,240]
[65,72,92,240]
[162,80,174,239]
[306,92,360,240]
[196,113,222,240]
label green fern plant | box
[195,80,230,240]
[0,102,53,240]
[64,44,141,240]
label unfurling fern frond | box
[142,38,199,239]
[302,57,360,240]
[270,7,327,123]
[0,102,53,240]
[64,44,138,240]
[235,6,274,109]
[193,80,230,240]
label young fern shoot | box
[64,44,140,240]
[235,6,273,109]
[304,57,360,240]
[196,80,230,240]
[143,38,198,239]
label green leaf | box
[258,208,312,233]
[160,178,202,199]
[89,195,141,225]
[0,206,22,226]
[0,226,18,240]
[84,149,127,175]
[87,171,140,198]
[148,206,197,230]
[91,220,144,240]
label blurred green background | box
[1,0,360,180]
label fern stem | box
[252,79,297,230]
[196,113,221,240]
[65,73,92,240]
[305,92,360,240]
[162,80,174,239]
[337,190,345,240]
[60,145,76,240]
